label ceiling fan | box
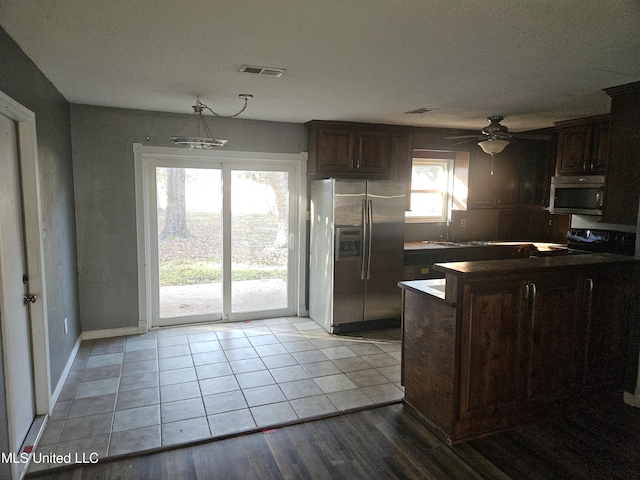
[447,116,550,155]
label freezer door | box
[332,180,366,326]
[364,181,406,322]
[333,179,366,226]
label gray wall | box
[0,26,80,465]
[70,104,306,332]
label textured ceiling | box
[1,0,639,132]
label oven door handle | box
[596,188,603,208]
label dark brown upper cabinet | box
[519,138,556,209]
[309,125,355,175]
[467,147,519,209]
[354,129,390,174]
[306,121,411,178]
[602,81,640,225]
[554,115,609,175]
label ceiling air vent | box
[239,65,286,77]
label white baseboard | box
[50,335,82,412]
[138,317,148,334]
[52,323,150,405]
[81,325,141,340]
[623,391,640,408]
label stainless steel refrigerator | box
[309,179,406,333]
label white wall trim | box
[138,317,148,334]
[82,326,142,341]
[0,90,51,416]
[297,152,308,317]
[133,143,308,328]
[133,143,150,335]
[50,335,82,409]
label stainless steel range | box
[566,228,637,256]
[530,228,637,257]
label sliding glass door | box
[156,167,223,322]
[229,169,290,314]
[147,155,298,327]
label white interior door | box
[0,112,35,453]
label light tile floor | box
[30,317,402,473]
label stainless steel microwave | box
[549,175,605,216]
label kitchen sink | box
[427,240,493,247]
[428,241,465,246]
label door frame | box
[0,91,51,415]
[134,144,308,329]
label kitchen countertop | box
[434,252,639,278]
[400,278,448,302]
[404,240,568,252]
[399,253,640,306]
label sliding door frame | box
[134,144,307,329]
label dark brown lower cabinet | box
[524,274,583,402]
[581,264,634,388]
[400,257,639,443]
[457,274,583,438]
[458,279,527,423]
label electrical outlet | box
[64,318,68,335]
[460,219,466,228]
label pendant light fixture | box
[477,139,509,176]
[477,138,509,155]
[170,94,253,149]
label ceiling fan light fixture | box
[478,138,509,155]
[170,95,252,149]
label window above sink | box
[405,149,469,224]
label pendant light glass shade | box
[478,138,509,155]
[170,135,228,149]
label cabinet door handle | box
[525,283,530,300]
[585,277,594,321]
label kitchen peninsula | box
[399,253,640,443]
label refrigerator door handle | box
[366,199,373,280]
[360,199,367,280]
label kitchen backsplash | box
[404,208,570,244]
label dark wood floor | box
[27,399,640,479]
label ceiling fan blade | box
[511,133,552,141]
[449,138,480,145]
[445,134,483,140]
